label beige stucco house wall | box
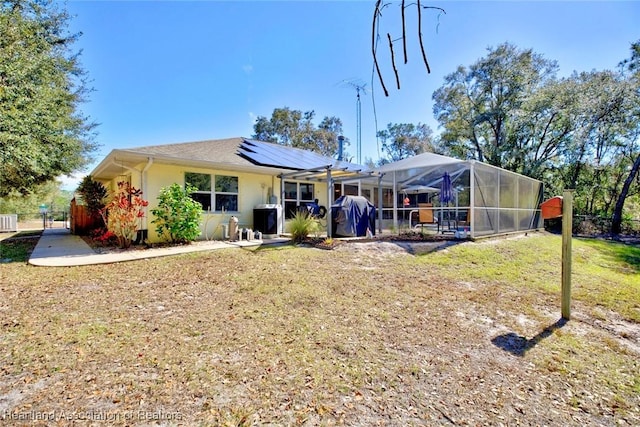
[90,137,338,243]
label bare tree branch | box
[372,2,445,95]
[372,0,389,97]
[417,0,431,74]
[388,33,401,89]
[401,0,408,64]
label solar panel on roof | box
[237,139,367,173]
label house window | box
[344,184,359,196]
[215,175,238,211]
[185,172,238,212]
[284,181,314,218]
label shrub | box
[76,175,108,233]
[76,175,108,219]
[90,228,118,247]
[288,210,318,243]
[101,182,148,249]
[151,183,203,244]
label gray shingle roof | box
[93,137,374,182]
[124,137,251,168]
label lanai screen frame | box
[370,154,544,238]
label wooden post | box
[561,190,573,320]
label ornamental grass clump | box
[151,183,203,244]
[101,181,148,249]
[288,210,318,243]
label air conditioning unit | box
[0,214,18,232]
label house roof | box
[91,137,375,182]
[91,137,260,181]
[127,137,251,166]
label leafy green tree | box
[314,116,346,158]
[611,40,640,234]
[432,41,640,234]
[253,107,347,157]
[151,183,203,244]
[433,42,558,171]
[502,77,577,180]
[0,0,97,197]
[560,71,631,190]
[0,180,71,219]
[376,122,434,163]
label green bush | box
[76,175,107,219]
[287,210,318,243]
[151,183,203,244]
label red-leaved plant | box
[101,182,149,249]
[90,228,118,247]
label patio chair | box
[456,209,470,227]
[413,203,438,231]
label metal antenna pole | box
[356,87,362,164]
[338,79,367,165]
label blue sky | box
[61,0,639,189]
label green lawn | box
[419,234,640,322]
[1,232,638,426]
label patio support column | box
[469,161,475,239]
[326,168,333,238]
[280,176,285,236]
[377,174,383,235]
[392,171,398,231]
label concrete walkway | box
[28,228,289,267]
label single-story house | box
[89,137,377,242]
[89,137,543,242]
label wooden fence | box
[70,198,101,235]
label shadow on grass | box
[491,318,568,357]
[384,238,467,256]
[0,230,42,263]
[579,237,640,273]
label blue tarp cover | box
[331,195,376,237]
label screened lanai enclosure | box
[238,139,543,239]
[361,152,544,239]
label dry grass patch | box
[0,233,638,425]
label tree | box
[0,179,71,219]
[555,70,636,219]
[252,107,346,157]
[432,41,639,232]
[376,122,434,162]
[611,40,640,234]
[433,43,559,171]
[314,116,346,158]
[0,0,97,197]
